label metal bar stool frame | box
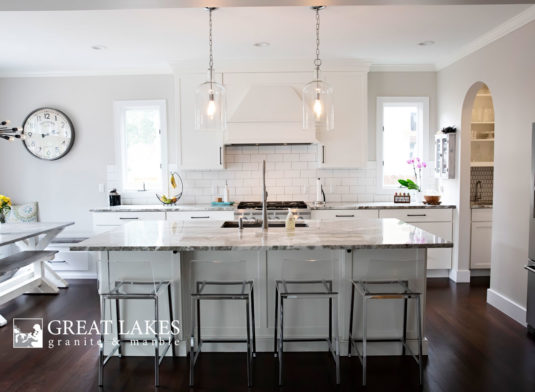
[98,280,176,388]
[274,279,340,386]
[189,280,256,388]
[348,280,423,386]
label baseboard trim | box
[449,269,471,283]
[487,288,527,326]
[427,269,450,278]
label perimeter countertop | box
[90,202,455,213]
[71,219,453,252]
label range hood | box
[223,84,318,145]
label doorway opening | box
[468,83,495,275]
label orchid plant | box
[398,157,427,192]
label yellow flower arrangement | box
[0,195,12,222]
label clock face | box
[22,108,75,160]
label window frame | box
[376,96,429,193]
[114,100,168,193]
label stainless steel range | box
[235,201,310,221]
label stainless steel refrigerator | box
[527,123,535,334]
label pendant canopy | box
[195,7,227,131]
[303,6,334,132]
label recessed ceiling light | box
[91,45,107,50]
[254,42,270,47]
[418,40,435,46]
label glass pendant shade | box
[195,80,226,131]
[303,79,334,131]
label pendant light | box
[303,6,334,132]
[195,7,226,131]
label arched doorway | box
[459,82,495,281]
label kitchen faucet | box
[474,180,482,202]
[262,160,268,230]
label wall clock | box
[22,107,75,160]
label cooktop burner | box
[237,201,308,210]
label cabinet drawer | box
[311,210,379,220]
[45,250,90,272]
[93,212,166,226]
[472,208,492,222]
[379,209,452,222]
[166,211,234,222]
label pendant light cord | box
[314,7,322,81]
[208,8,214,88]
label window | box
[376,97,429,190]
[114,100,167,192]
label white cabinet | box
[176,72,225,170]
[317,71,368,168]
[470,209,492,269]
[379,209,453,270]
[311,209,378,220]
[92,211,166,233]
[166,211,234,222]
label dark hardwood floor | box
[0,278,534,392]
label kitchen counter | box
[91,201,455,213]
[90,204,235,212]
[71,218,452,251]
[309,202,456,210]
[471,203,493,209]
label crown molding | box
[171,58,372,74]
[369,64,436,72]
[0,66,173,78]
[437,4,535,70]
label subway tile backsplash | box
[108,145,436,205]
[470,167,494,203]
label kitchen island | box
[72,218,452,356]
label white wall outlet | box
[98,184,105,193]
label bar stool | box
[99,279,176,388]
[188,258,256,388]
[348,280,423,386]
[273,258,340,386]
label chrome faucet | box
[262,160,268,230]
[474,180,482,202]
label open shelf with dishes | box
[471,87,494,167]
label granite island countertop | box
[71,219,453,252]
[308,202,456,210]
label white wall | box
[0,75,175,233]
[437,21,535,323]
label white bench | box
[0,250,58,327]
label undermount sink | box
[221,221,308,228]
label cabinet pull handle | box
[219,147,222,165]
[322,145,325,164]
[47,260,67,264]
[119,217,139,220]
[191,216,210,219]
[407,214,427,217]
[335,214,355,218]
[525,265,535,273]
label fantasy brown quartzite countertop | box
[70,219,453,252]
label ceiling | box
[0,4,532,75]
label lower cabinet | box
[46,238,97,279]
[166,211,234,222]
[379,209,453,270]
[311,210,379,220]
[470,209,493,269]
[92,211,166,233]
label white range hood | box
[223,83,318,145]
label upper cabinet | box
[317,71,368,168]
[176,72,225,170]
